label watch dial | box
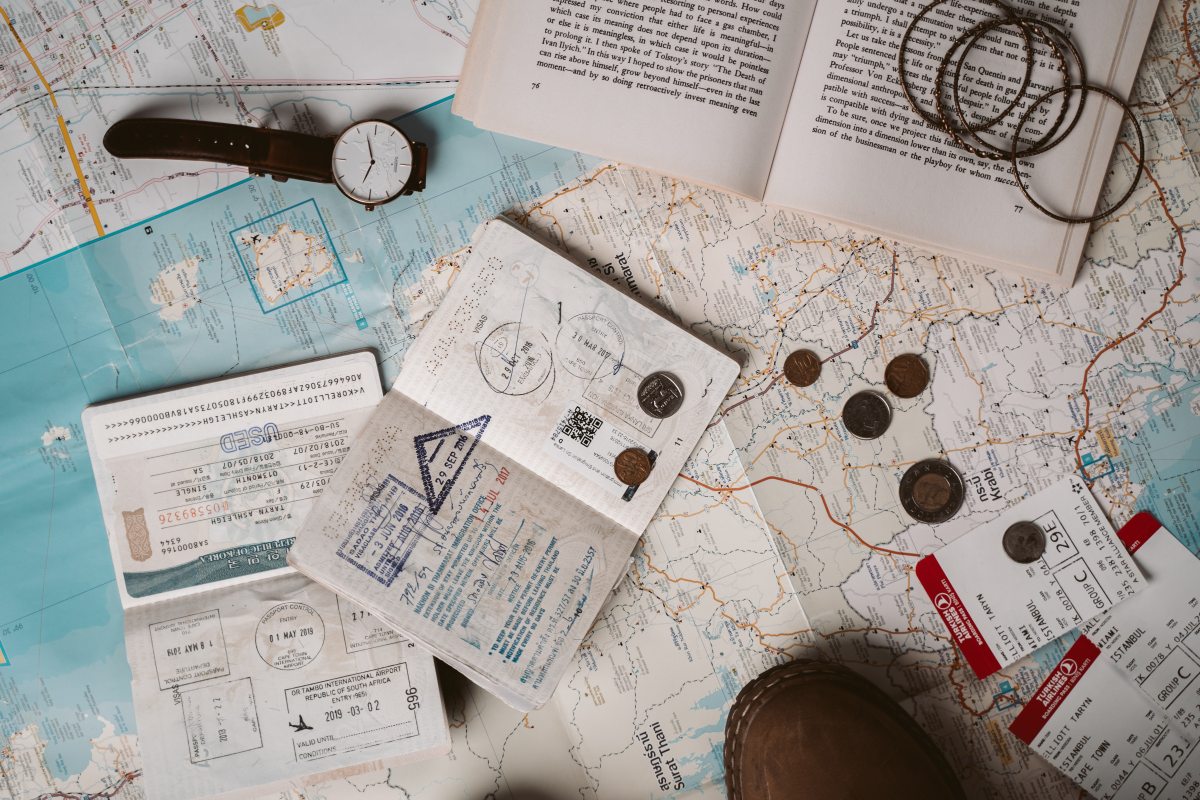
[331,121,413,205]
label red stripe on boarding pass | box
[916,554,1002,680]
[1009,635,1102,744]
[1117,511,1162,555]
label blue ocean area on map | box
[0,96,597,781]
[1117,375,1200,550]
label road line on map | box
[709,242,899,428]
[1073,147,1186,474]
[677,472,921,558]
[1,5,105,238]
[632,551,792,656]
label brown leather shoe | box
[724,660,966,800]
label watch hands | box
[362,135,376,182]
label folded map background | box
[1,0,1197,797]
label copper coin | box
[842,391,892,440]
[885,354,930,399]
[784,349,822,387]
[1003,521,1047,564]
[898,460,965,524]
[614,447,653,485]
[637,372,684,419]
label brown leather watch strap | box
[407,141,428,194]
[103,118,335,183]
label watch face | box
[331,121,413,205]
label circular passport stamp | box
[556,312,625,380]
[477,322,554,396]
[256,601,325,670]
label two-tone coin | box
[614,447,654,485]
[884,353,930,398]
[784,349,822,387]
[1003,521,1047,564]
[842,390,893,440]
[638,372,684,419]
[898,459,965,523]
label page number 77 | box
[1014,204,1024,214]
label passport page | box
[82,352,382,606]
[397,217,740,534]
[126,571,448,800]
[289,391,638,712]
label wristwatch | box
[103,118,427,210]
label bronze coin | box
[637,372,684,419]
[898,459,965,524]
[912,473,953,512]
[884,354,930,399]
[1003,521,1047,564]
[842,391,892,440]
[783,349,822,387]
[614,447,653,486]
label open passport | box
[82,354,449,799]
[454,0,1158,285]
[289,218,740,711]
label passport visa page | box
[81,353,449,798]
[290,219,739,710]
[124,572,448,800]
[82,352,383,605]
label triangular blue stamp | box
[413,414,490,515]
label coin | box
[614,447,653,485]
[884,353,930,399]
[784,349,822,387]
[842,390,893,439]
[637,372,684,419]
[1003,520,1047,564]
[898,460,965,524]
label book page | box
[125,572,448,800]
[453,0,818,198]
[764,0,1156,281]
[288,392,640,712]
[395,218,739,534]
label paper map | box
[1,0,1198,798]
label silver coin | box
[638,372,684,419]
[842,391,893,440]
[1003,521,1047,564]
[898,460,965,524]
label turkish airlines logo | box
[934,593,953,611]
[1059,659,1079,677]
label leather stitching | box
[725,662,834,800]
[723,660,964,800]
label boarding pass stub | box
[916,476,1143,679]
[1010,634,1199,799]
[1085,513,1200,735]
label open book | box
[289,219,740,710]
[81,354,449,800]
[454,0,1158,285]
